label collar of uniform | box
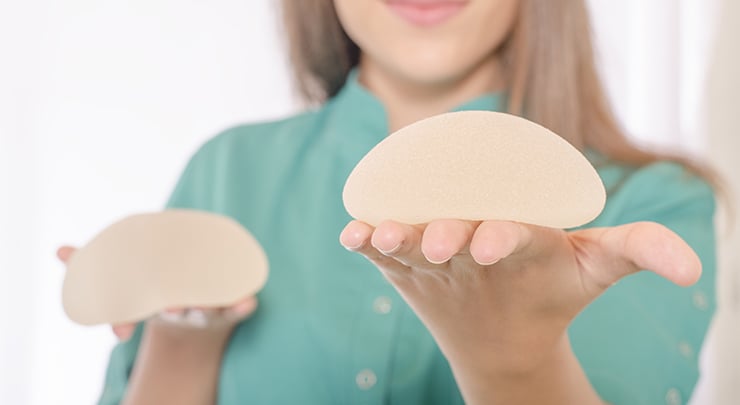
[327,69,388,148]
[327,68,507,149]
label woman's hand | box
[56,245,258,341]
[58,245,259,405]
[340,219,701,404]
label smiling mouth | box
[385,0,468,27]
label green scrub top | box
[98,73,716,405]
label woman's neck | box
[357,54,506,132]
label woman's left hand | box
[339,219,701,402]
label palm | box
[340,219,701,372]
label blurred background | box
[0,0,737,404]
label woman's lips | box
[386,1,467,27]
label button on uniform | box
[373,296,392,314]
[665,387,682,405]
[356,369,377,390]
[677,341,693,358]
[348,291,397,402]
[692,290,709,310]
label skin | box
[339,221,699,404]
[335,0,702,403]
[334,0,517,131]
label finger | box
[469,221,525,265]
[163,307,186,315]
[227,296,258,320]
[472,220,566,264]
[56,246,76,263]
[159,307,186,323]
[340,221,410,274]
[111,324,136,341]
[370,220,426,266]
[421,220,477,264]
[158,307,215,328]
[339,220,374,251]
[578,221,701,287]
[183,308,210,327]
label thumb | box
[56,246,77,263]
[112,324,136,341]
[577,221,702,288]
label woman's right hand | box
[58,244,259,404]
[56,245,258,342]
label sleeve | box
[569,161,717,405]
[97,326,144,405]
[165,141,219,210]
[96,142,217,405]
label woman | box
[58,0,716,404]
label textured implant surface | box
[343,111,605,228]
[63,210,269,326]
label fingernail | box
[342,240,365,251]
[426,255,452,265]
[377,242,402,256]
[185,309,208,328]
[158,311,183,323]
[478,258,501,266]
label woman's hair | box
[279,0,703,170]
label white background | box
[1,1,737,404]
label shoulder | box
[621,160,713,197]
[596,160,716,225]
[192,108,327,162]
[166,108,329,209]
[627,161,714,210]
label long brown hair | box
[280,0,715,177]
